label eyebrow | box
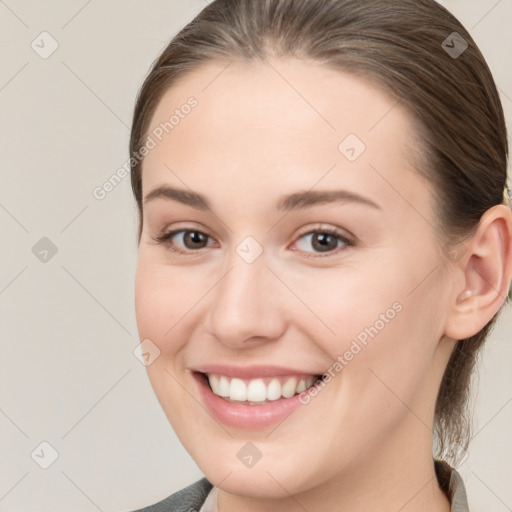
[143,185,381,211]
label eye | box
[152,225,354,257]
[290,226,354,257]
[151,229,216,254]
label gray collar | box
[435,459,470,511]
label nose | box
[203,250,287,348]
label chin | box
[208,465,306,499]
[189,442,323,499]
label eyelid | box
[293,223,354,243]
[154,227,216,252]
[288,224,355,257]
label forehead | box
[141,57,428,212]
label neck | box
[217,419,452,512]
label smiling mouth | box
[197,372,323,405]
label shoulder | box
[128,477,213,512]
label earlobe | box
[444,204,512,340]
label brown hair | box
[129,0,509,464]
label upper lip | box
[192,364,321,379]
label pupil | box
[186,231,206,248]
[314,233,336,252]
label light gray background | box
[0,1,510,511]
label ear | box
[444,204,512,340]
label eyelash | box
[151,225,354,258]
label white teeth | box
[281,377,297,398]
[247,379,267,402]
[266,378,282,401]
[208,374,221,395]
[206,374,319,403]
[305,376,316,388]
[229,378,247,401]
[218,376,230,397]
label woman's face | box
[135,58,456,498]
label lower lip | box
[193,372,311,429]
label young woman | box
[128,1,512,510]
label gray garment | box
[435,459,470,512]
[130,459,469,511]
[130,477,213,512]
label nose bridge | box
[204,244,285,346]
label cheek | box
[134,259,207,352]
[286,263,405,354]
[327,276,446,432]
[134,261,198,430]
[312,257,444,402]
